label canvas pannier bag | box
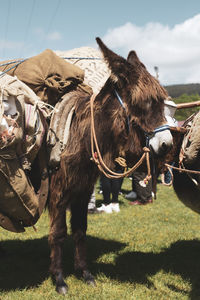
[181,111,200,166]
[0,49,92,106]
[0,74,49,232]
[0,153,39,230]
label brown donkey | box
[48,38,173,294]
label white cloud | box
[33,27,44,38]
[0,40,23,50]
[102,14,200,85]
[33,28,62,41]
[47,31,62,41]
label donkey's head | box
[96,37,173,157]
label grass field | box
[1,178,200,300]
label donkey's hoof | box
[56,284,68,295]
[83,270,96,286]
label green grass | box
[1,178,200,299]
[174,93,200,121]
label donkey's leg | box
[48,200,68,295]
[71,198,95,286]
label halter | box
[144,124,171,147]
[114,90,130,134]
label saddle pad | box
[47,92,76,168]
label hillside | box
[165,85,200,121]
[164,83,200,98]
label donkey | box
[48,37,173,294]
[171,115,200,214]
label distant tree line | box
[165,83,200,98]
[163,83,200,121]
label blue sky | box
[0,0,200,85]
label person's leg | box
[88,189,96,210]
[97,175,112,213]
[110,176,122,212]
[101,175,111,204]
[111,178,121,203]
[88,188,101,214]
[98,176,103,194]
[130,171,152,205]
[119,177,124,194]
[125,173,137,200]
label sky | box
[0,0,200,86]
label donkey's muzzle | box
[149,127,173,157]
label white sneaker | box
[97,204,112,213]
[110,203,120,212]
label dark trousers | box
[132,171,152,202]
[101,174,123,204]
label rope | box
[0,60,26,67]
[0,59,27,77]
[0,57,101,69]
[0,86,5,125]
[0,57,102,79]
[90,94,152,181]
[161,167,173,186]
[63,57,102,60]
[0,57,101,78]
[165,163,200,175]
[115,157,127,169]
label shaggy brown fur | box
[48,38,170,294]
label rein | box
[162,162,200,187]
[114,90,130,134]
[90,94,152,181]
[165,163,200,175]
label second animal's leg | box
[71,196,95,286]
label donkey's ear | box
[127,50,146,70]
[96,37,122,63]
[96,37,133,83]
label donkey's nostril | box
[162,142,168,152]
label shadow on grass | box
[0,235,125,291]
[107,239,200,300]
[1,236,200,299]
